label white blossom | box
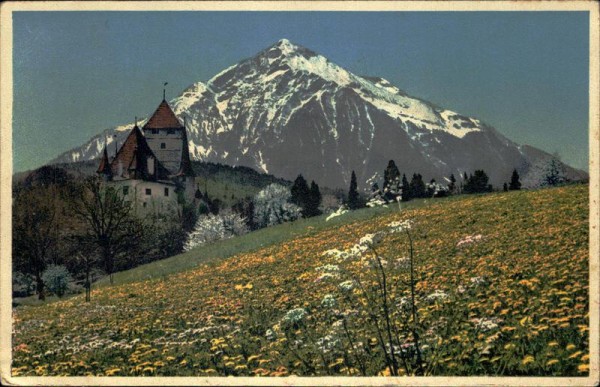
[281,308,308,325]
[326,206,349,222]
[426,290,449,302]
[321,294,337,308]
[339,280,356,292]
[388,219,413,233]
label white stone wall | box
[109,180,179,216]
[143,129,184,174]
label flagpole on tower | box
[163,82,168,101]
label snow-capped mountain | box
[52,39,586,189]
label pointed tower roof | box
[96,146,112,176]
[143,100,184,130]
[175,124,195,177]
[111,125,171,180]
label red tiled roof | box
[143,100,183,129]
[110,125,171,180]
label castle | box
[96,98,196,214]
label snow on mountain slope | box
[51,39,585,189]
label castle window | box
[146,188,152,195]
[143,202,147,208]
[164,187,169,196]
[167,129,175,134]
[152,129,158,134]
[123,186,129,195]
[161,143,166,149]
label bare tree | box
[12,187,60,300]
[71,177,143,284]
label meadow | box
[11,184,589,377]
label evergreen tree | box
[348,170,363,210]
[410,173,426,198]
[464,170,492,194]
[383,160,401,191]
[305,181,322,217]
[401,173,411,202]
[509,169,522,190]
[290,174,310,212]
[503,182,508,192]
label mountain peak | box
[275,38,295,49]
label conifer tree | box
[509,169,521,190]
[410,173,426,198]
[383,160,401,191]
[503,182,508,192]
[348,170,362,210]
[401,173,411,201]
[291,174,310,211]
[305,181,322,217]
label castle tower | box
[142,99,194,178]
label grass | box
[11,185,589,377]
[96,195,441,288]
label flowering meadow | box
[12,184,589,377]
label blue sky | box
[13,11,589,172]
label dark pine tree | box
[410,173,426,199]
[383,160,401,191]
[401,173,411,202]
[503,182,508,192]
[348,170,362,210]
[305,181,322,217]
[465,170,492,194]
[509,169,522,190]
[291,174,310,210]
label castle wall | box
[109,179,179,216]
[143,129,184,174]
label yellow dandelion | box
[105,368,121,376]
[578,364,589,373]
[522,355,535,365]
[569,351,583,359]
[546,359,559,366]
[566,344,576,351]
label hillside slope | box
[12,185,589,377]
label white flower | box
[321,294,337,308]
[316,264,340,273]
[339,280,355,292]
[326,206,349,222]
[469,276,486,286]
[315,272,338,282]
[359,232,385,247]
[366,197,387,207]
[470,317,502,332]
[281,308,308,324]
[316,335,340,353]
[265,329,276,341]
[394,256,410,269]
[388,219,413,233]
[426,290,449,302]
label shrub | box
[41,265,74,298]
